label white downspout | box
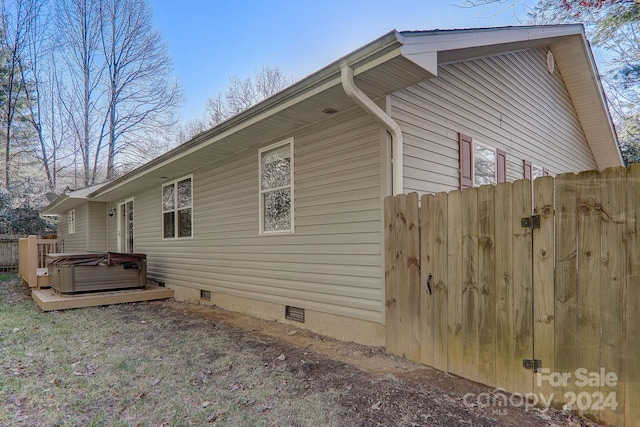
[340,64,403,196]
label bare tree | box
[55,0,104,187]
[98,0,182,180]
[182,66,294,141]
[0,0,36,190]
[16,0,63,190]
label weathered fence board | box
[576,170,602,418]
[384,165,640,427]
[477,185,496,386]
[600,166,626,426]
[420,193,434,366]
[625,164,640,426]
[511,178,533,397]
[462,187,479,383]
[384,196,397,355]
[494,183,514,391]
[406,192,421,362]
[433,193,448,372]
[0,234,23,271]
[446,190,464,377]
[533,175,555,402]
[395,195,409,357]
[553,172,578,402]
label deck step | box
[32,284,173,311]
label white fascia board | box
[398,48,439,76]
[399,25,583,55]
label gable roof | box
[41,182,112,216]
[42,25,622,214]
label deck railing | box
[18,235,58,288]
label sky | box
[150,0,539,123]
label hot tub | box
[46,252,147,294]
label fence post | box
[27,235,38,288]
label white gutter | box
[340,64,403,196]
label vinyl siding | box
[113,109,385,323]
[87,202,108,251]
[392,48,598,195]
[61,203,88,252]
[57,216,68,253]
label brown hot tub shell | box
[46,252,147,294]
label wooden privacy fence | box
[385,164,640,427]
[0,234,25,271]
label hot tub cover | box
[46,252,146,267]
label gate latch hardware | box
[522,359,542,372]
[521,215,540,229]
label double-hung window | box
[459,133,507,189]
[259,138,294,234]
[68,209,76,234]
[162,176,192,238]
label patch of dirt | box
[160,301,604,427]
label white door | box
[117,199,134,252]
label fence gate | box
[384,165,640,427]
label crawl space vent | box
[285,306,305,323]
[200,290,211,301]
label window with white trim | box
[162,176,192,238]
[259,138,294,234]
[68,209,75,234]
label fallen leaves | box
[371,401,383,410]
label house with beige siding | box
[42,25,622,346]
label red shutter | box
[523,160,532,181]
[459,133,473,189]
[496,148,507,183]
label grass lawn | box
[0,274,341,426]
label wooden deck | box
[32,284,173,311]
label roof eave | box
[88,25,622,202]
[88,30,405,200]
[551,30,623,169]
